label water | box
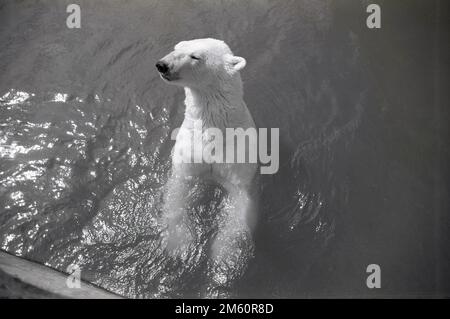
[0,0,448,298]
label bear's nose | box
[156,61,169,74]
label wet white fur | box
[158,39,257,296]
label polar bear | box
[156,38,257,296]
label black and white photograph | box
[0,0,448,305]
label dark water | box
[0,0,448,298]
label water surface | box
[0,0,448,297]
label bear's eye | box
[190,54,201,60]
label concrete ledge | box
[0,250,122,299]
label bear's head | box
[156,38,246,90]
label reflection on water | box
[3,0,437,298]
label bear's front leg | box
[205,188,255,298]
[160,172,195,255]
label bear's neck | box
[183,84,244,129]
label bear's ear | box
[226,55,246,72]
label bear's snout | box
[156,60,169,74]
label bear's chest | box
[171,121,257,188]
